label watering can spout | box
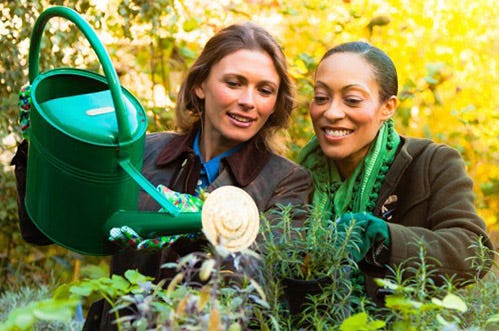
[104,211,202,240]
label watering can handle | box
[28,6,133,142]
[28,6,182,215]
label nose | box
[323,99,345,120]
[238,87,255,111]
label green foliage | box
[340,312,385,331]
[259,204,356,281]
[0,245,271,331]
[0,169,19,245]
[257,204,367,328]
[0,284,83,331]
[2,237,497,330]
[0,297,81,331]
[0,0,497,324]
[371,238,499,331]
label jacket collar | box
[385,136,432,186]
[376,136,433,212]
[155,129,272,187]
[156,131,195,166]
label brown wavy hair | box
[174,22,293,149]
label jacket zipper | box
[171,157,188,190]
[183,156,194,193]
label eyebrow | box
[224,73,279,88]
[342,83,370,92]
[314,81,331,92]
[314,81,370,94]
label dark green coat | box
[362,136,493,303]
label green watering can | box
[24,6,203,256]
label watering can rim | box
[30,67,147,147]
[28,5,135,144]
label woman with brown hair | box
[13,22,312,329]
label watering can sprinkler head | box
[201,186,260,252]
[103,186,260,253]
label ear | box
[194,85,205,99]
[380,95,398,120]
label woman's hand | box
[335,212,390,262]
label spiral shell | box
[201,186,259,252]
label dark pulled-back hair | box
[175,22,293,147]
[321,41,398,101]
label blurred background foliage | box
[1,0,498,292]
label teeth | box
[324,129,352,137]
[229,114,252,123]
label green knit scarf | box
[298,119,400,219]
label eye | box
[226,80,240,88]
[344,97,362,106]
[313,95,329,105]
[259,86,276,96]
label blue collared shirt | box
[193,130,242,191]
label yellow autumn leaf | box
[167,273,184,295]
[198,285,211,311]
[208,308,221,331]
[199,259,216,282]
[176,294,189,316]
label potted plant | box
[257,204,359,325]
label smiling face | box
[195,49,280,160]
[310,52,397,178]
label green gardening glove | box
[335,212,390,262]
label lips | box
[323,128,353,137]
[228,113,254,123]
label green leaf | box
[178,46,197,59]
[70,282,95,296]
[431,293,467,312]
[124,269,153,284]
[374,278,399,291]
[6,308,36,330]
[183,17,199,32]
[385,295,422,311]
[391,320,417,331]
[52,283,73,299]
[250,296,270,310]
[228,322,242,331]
[486,314,499,325]
[282,7,299,16]
[80,264,109,279]
[425,76,438,84]
[340,312,368,331]
[111,274,131,291]
[368,320,386,330]
[418,302,440,312]
[32,299,78,321]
